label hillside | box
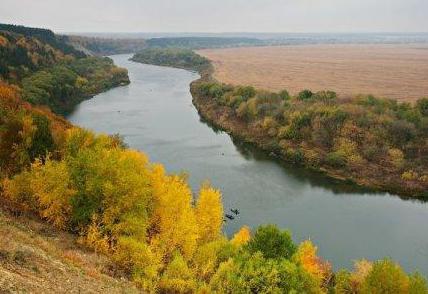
[0,208,139,293]
[0,23,130,114]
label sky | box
[0,0,427,33]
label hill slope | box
[0,209,139,293]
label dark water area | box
[68,54,428,275]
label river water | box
[68,54,428,275]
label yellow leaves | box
[158,253,197,293]
[2,171,35,212]
[2,158,75,229]
[150,169,198,260]
[196,183,224,244]
[231,226,251,247]
[351,259,373,288]
[294,240,331,283]
[192,239,231,282]
[388,148,405,169]
[75,76,89,89]
[402,170,419,181]
[114,236,162,292]
[334,137,364,165]
[29,159,75,229]
[80,216,111,255]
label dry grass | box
[197,44,428,103]
[0,209,140,293]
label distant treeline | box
[144,37,265,49]
[132,48,212,73]
[67,35,146,56]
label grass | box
[0,208,139,293]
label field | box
[197,44,428,102]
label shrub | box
[279,89,290,100]
[416,98,428,116]
[362,259,410,294]
[297,89,313,100]
[325,152,346,168]
[246,224,296,260]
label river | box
[68,54,428,275]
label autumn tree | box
[195,183,224,244]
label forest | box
[144,37,265,49]
[67,35,147,56]
[0,23,129,114]
[132,48,212,73]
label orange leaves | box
[0,35,8,47]
[231,226,251,247]
[294,240,332,284]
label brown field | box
[197,44,428,103]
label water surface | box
[68,54,428,275]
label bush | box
[362,259,410,293]
[417,98,428,116]
[325,152,346,168]
[297,89,313,100]
[279,89,290,100]
[246,224,296,260]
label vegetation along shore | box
[132,47,428,198]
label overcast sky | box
[1,0,427,33]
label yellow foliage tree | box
[150,164,198,260]
[195,183,224,244]
[158,253,197,293]
[192,238,232,282]
[294,240,331,285]
[231,226,251,247]
[29,158,75,229]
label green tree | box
[246,224,296,260]
[362,259,409,294]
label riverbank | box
[132,49,428,199]
[190,81,426,198]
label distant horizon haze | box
[1,0,427,34]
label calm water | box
[68,54,428,275]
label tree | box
[409,273,428,294]
[246,224,296,260]
[298,89,313,100]
[150,164,198,260]
[417,98,428,116]
[279,89,290,100]
[195,183,224,244]
[293,240,331,285]
[231,226,251,247]
[158,253,196,293]
[362,259,409,294]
